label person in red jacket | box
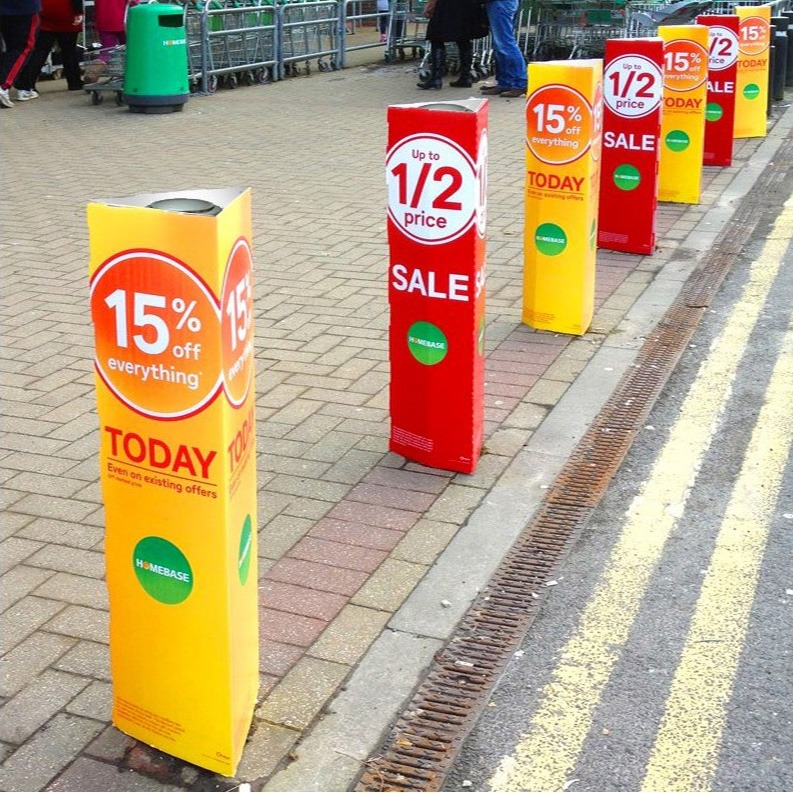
[94,0,127,58]
[14,0,83,98]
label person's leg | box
[57,31,83,89]
[97,30,122,61]
[450,39,473,87]
[0,13,40,96]
[15,28,53,92]
[417,39,445,90]
[483,0,525,91]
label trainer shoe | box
[0,87,13,108]
[16,89,39,101]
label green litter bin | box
[123,3,189,113]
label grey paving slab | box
[0,632,76,699]
[0,713,104,792]
[264,630,443,792]
[0,669,90,744]
[45,757,182,791]
[1,597,66,656]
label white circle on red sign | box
[603,55,663,119]
[707,25,739,70]
[386,133,480,245]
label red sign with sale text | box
[386,100,488,474]
[598,37,664,255]
[698,15,739,165]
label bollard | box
[768,25,776,112]
[598,37,664,254]
[386,99,488,474]
[87,188,258,777]
[523,60,602,335]
[783,11,793,86]
[657,25,709,203]
[734,5,771,138]
[698,14,740,166]
[771,17,790,97]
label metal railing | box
[184,0,425,93]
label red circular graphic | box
[90,249,222,419]
[221,238,255,407]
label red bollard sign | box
[598,37,664,255]
[386,100,488,474]
[698,14,739,165]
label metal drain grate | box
[356,141,785,792]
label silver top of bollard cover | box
[147,197,222,215]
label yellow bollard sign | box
[523,60,603,336]
[734,4,771,138]
[87,188,258,777]
[658,25,709,204]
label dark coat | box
[0,0,41,14]
[426,0,489,43]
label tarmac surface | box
[1,51,792,792]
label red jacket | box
[94,0,127,33]
[40,0,83,32]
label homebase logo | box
[133,536,193,605]
[135,558,190,582]
[665,130,691,153]
[407,321,448,365]
[535,222,568,256]
[238,515,253,586]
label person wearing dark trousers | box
[15,0,84,98]
[417,0,488,91]
[0,0,41,107]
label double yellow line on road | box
[489,197,793,793]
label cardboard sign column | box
[658,25,709,204]
[87,188,258,777]
[386,100,488,474]
[524,60,603,335]
[734,4,771,138]
[598,37,663,255]
[698,14,740,165]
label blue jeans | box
[485,0,526,89]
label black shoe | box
[417,46,445,91]
[449,75,473,88]
[499,87,526,98]
[479,84,504,95]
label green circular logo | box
[535,223,567,256]
[613,164,641,192]
[665,130,690,153]
[743,83,760,100]
[407,321,448,365]
[238,515,253,585]
[705,102,723,122]
[133,537,193,605]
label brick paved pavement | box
[1,54,789,792]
